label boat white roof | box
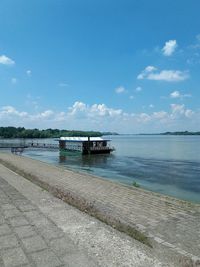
[59,137,108,142]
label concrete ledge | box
[0,152,200,267]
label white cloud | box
[145,66,157,72]
[26,70,31,77]
[138,66,189,82]
[0,106,28,118]
[170,90,192,99]
[11,78,17,84]
[37,110,54,119]
[115,86,126,94]
[137,66,157,79]
[90,104,123,117]
[135,86,142,92]
[170,91,181,98]
[152,111,168,119]
[137,113,151,122]
[68,101,87,118]
[68,101,123,119]
[149,104,154,108]
[185,109,194,118]
[0,55,15,65]
[129,95,134,100]
[170,104,194,118]
[0,102,198,133]
[148,70,188,82]
[171,104,185,114]
[162,40,177,56]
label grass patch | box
[132,181,140,188]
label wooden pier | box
[0,144,27,149]
[27,142,59,149]
[0,137,114,154]
[0,141,59,151]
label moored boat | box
[58,136,115,154]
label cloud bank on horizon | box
[0,1,199,133]
[0,101,198,134]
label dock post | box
[59,140,66,150]
[88,136,91,154]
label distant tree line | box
[0,127,104,138]
[162,131,200,135]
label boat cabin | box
[59,137,114,154]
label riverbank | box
[0,152,200,266]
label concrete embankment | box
[0,152,200,267]
[0,162,166,266]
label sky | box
[0,0,200,133]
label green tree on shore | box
[0,127,105,138]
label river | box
[1,135,200,203]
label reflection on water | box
[3,135,200,203]
[59,151,110,165]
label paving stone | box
[3,208,21,219]
[0,257,4,267]
[0,224,12,236]
[9,194,26,201]
[1,204,17,210]
[9,216,30,227]
[0,191,8,198]
[18,204,37,212]
[38,225,64,241]
[5,190,18,196]
[21,235,47,253]
[1,247,29,267]
[14,225,37,239]
[0,215,5,225]
[23,210,43,221]
[14,200,32,206]
[62,251,96,267]
[30,249,62,267]
[0,183,9,188]
[49,237,77,257]
[0,234,19,249]
[0,198,10,204]
[0,193,8,199]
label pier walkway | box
[0,142,58,150]
[0,152,200,266]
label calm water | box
[2,135,200,203]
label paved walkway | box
[0,153,200,266]
[0,171,97,267]
[0,162,167,267]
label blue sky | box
[0,0,200,133]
